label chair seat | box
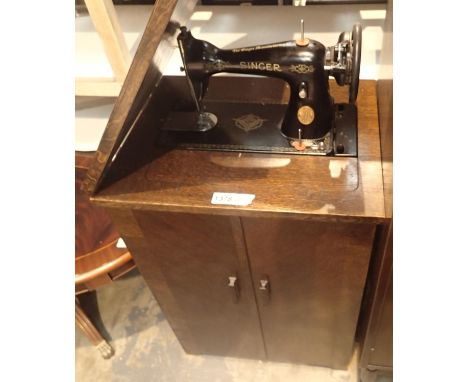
[75,150,136,359]
[75,241,132,284]
[75,151,135,289]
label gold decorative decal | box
[206,60,229,71]
[297,106,315,125]
[289,64,315,74]
[233,43,284,53]
[240,62,282,72]
[233,114,267,132]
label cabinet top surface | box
[93,81,386,222]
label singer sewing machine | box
[157,22,362,156]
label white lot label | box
[116,238,127,248]
[211,192,255,206]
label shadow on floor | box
[77,268,161,343]
[76,268,362,382]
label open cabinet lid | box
[83,0,197,195]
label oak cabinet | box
[81,0,389,368]
[86,74,387,369]
[114,210,375,369]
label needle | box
[301,19,304,42]
[292,128,306,151]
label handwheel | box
[349,23,362,104]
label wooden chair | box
[75,151,136,358]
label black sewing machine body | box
[178,28,334,141]
[158,24,361,157]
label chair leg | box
[75,298,114,359]
[360,368,378,382]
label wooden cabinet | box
[84,77,388,370]
[85,78,387,370]
[108,209,377,369]
[81,1,389,370]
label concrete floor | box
[76,269,363,382]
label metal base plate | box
[158,102,357,157]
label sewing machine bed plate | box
[158,102,357,157]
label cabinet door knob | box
[228,276,240,303]
[259,276,271,305]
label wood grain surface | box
[76,152,134,288]
[83,43,388,368]
[359,221,393,373]
[91,79,385,222]
[377,79,393,219]
[242,217,375,369]
[76,153,122,258]
[83,0,194,194]
[121,210,266,359]
[105,207,376,367]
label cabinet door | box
[242,217,375,369]
[132,211,266,359]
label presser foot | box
[288,131,333,155]
[197,112,218,131]
[161,111,218,132]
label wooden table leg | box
[75,298,114,359]
[360,367,379,382]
